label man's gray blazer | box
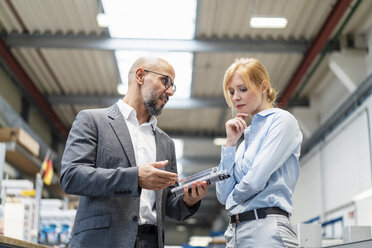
[60,104,200,248]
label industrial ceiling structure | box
[0,0,371,243]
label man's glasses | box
[144,69,176,93]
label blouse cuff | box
[221,146,236,164]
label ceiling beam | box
[0,37,68,137]
[278,0,353,108]
[47,94,228,109]
[47,94,309,109]
[3,34,310,53]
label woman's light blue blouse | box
[216,108,302,215]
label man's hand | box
[138,160,178,191]
[182,181,209,207]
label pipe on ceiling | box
[288,0,363,106]
[278,0,354,108]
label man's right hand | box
[138,160,178,190]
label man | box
[60,57,208,248]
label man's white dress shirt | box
[117,100,158,225]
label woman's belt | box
[230,207,289,224]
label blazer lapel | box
[155,128,166,242]
[107,104,137,167]
[154,129,167,168]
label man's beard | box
[144,92,166,116]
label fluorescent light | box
[96,13,111,27]
[213,137,226,146]
[353,187,372,202]
[250,16,288,29]
[115,51,192,98]
[100,0,197,39]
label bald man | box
[60,57,208,248]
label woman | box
[216,58,302,247]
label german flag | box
[42,156,53,185]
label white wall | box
[292,147,323,223]
[323,110,371,210]
[292,94,372,236]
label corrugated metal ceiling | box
[0,0,369,135]
[0,0,104,35]
[0,0,368,136]
[11,48,119,95]
[197,0,337,40]
[192,53,303,98]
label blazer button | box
[132,215,138,222]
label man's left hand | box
[182,181,209,207]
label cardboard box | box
[0,128,39,157]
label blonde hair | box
[222,58,277,109]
